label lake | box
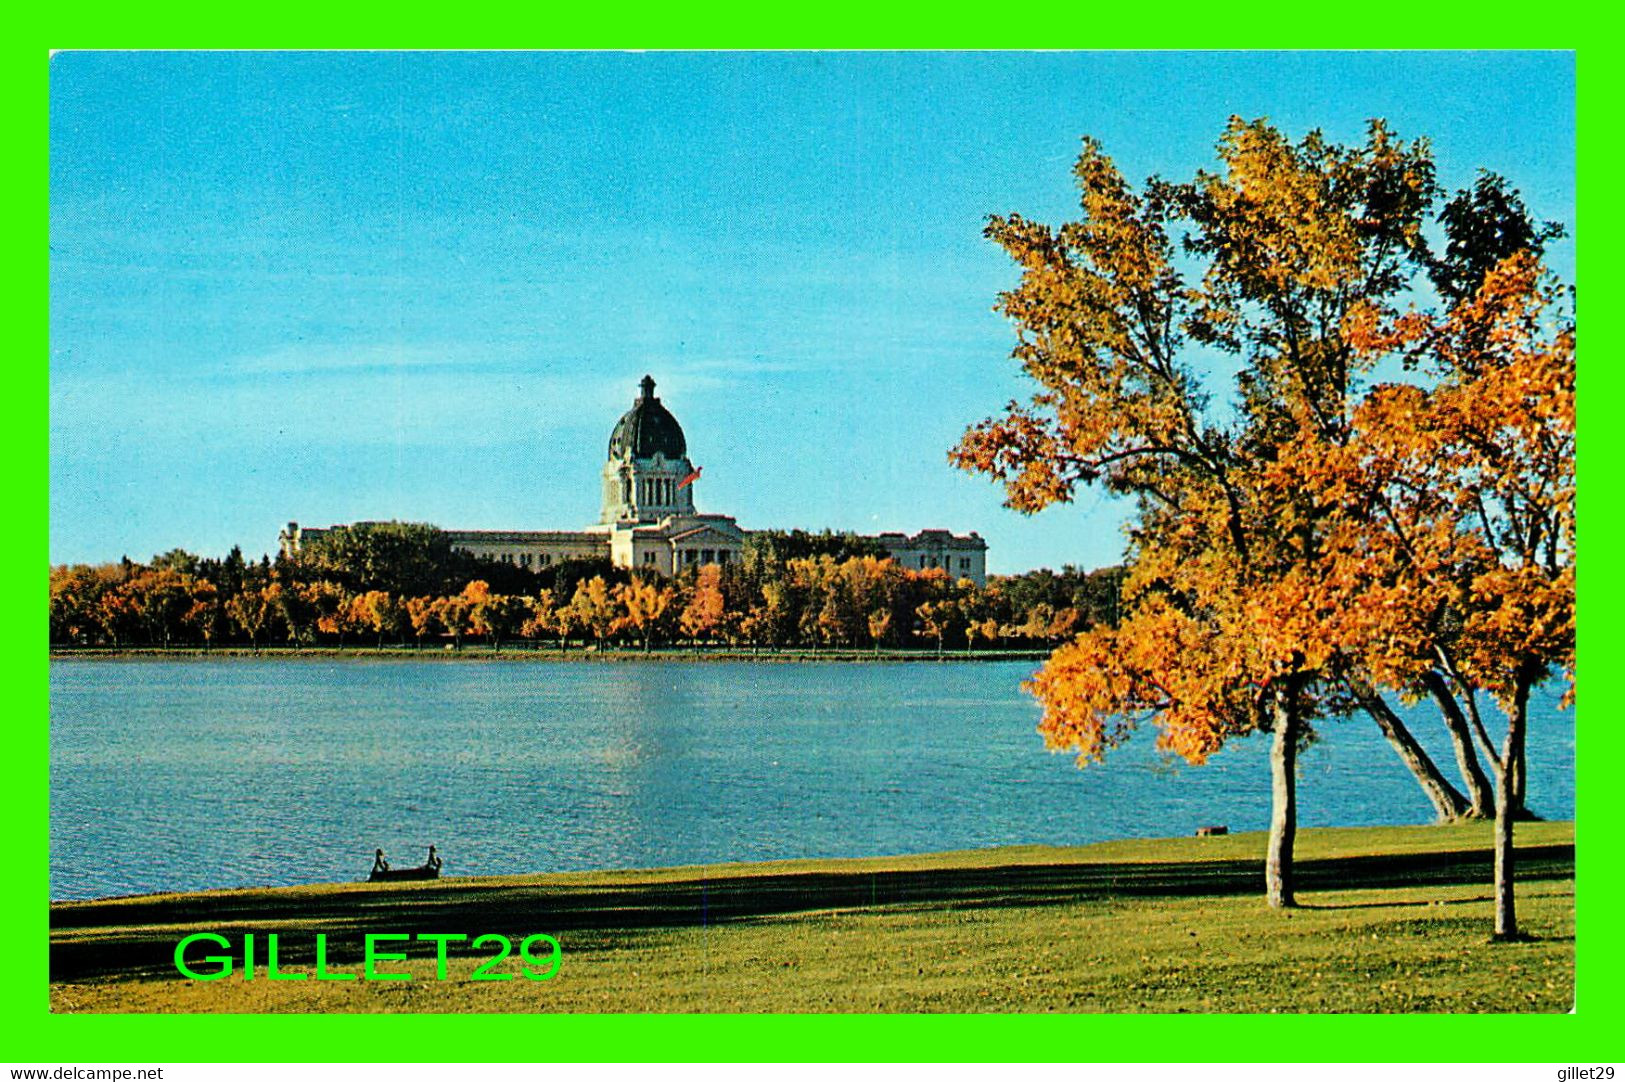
[48,658,1575,900]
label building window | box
[685,550,697,564]
[918,556,926,569]
[717,550,730,565]
[960,557,970,570]
[643,551,657,564]
[701,549,715,564]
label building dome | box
[608,375,687,460]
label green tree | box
[269,583,316,648]
[1428,172,1565,307]
[296,521,453,598]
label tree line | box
[954,117,1573,939]
[49,524,1126,655]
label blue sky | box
[49,51,1575,574]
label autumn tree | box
[519,589,559,649]
[435,581,490,650]
[915,581,968,657]
[305,581,351,647]
[616,577,677,651]
[127,568,194,648]
[182,579,223,649]
[570,576,620,649]
[50,564,124,646]
[97,584,141,647]
[405,595,439,648]
[955,117,1443,907]
[745,579,796,650]
[224,586,274,651]
[436,595,474,649]
[844,556,908,648]
[350,590,406,649]
[681,565,727,645]
[867,609,892,655]
[477,591,530,650]
[1329,252,1574,938]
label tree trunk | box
[1424,670,1495,817]
[1266,682,1300,909]
[1353,679,1468,821]
[1511,743,1533,818]
[1493,671,1532,941]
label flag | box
[677,466,703,489]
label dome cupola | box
[608,375,687,461]
[600,375,699,525]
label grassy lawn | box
[49,821,1574,1014]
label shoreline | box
[49,819,1573,908]
[49,645,1053,663]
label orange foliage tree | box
[954,117,1446,907]
[1316,253,1575,938]
[680,564,727,645]
[616,577,677,651]
[569,576,619,649]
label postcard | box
[36,46,1587,1059]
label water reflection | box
[49,658,1574,900]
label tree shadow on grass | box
[1298,894,1495,911]
[49,843,1573,984]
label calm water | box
[49,658,1574,900]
